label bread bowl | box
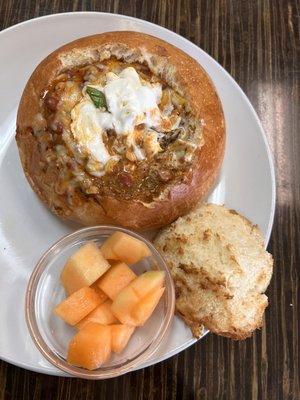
[16,31,225,229]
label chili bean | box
[65,69,74,78]
[118,172,133,187]
[55,122,64,133]
[45,93,59,111]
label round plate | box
[0,12,275,376]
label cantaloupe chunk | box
[53,287,101,326]
[60,242,111,294]
[76,300,118,329]
[100,232,151,264]
[111,286,140,326]
[110,325,135,353]
[90,282,108,303]
[110,271,165,326]
[67,323,111,370]
[97,262,137,300]
[130,271,165,299]
[132,287,165,326]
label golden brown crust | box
[16,31,225,229]
[154,204,273,340]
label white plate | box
[0,12,275,377]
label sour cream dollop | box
[70,67,164,174]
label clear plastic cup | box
[25,225,175,379]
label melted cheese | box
[126,131,145,161]
[70,100,112,165]
[69,67,167,173]
[144,131,162,157]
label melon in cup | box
[97,261,137,300]
[90,283,108,303]
[53,232,166,370]
[110,286,140,326]
[76,299,118,329]
[132,287,165,326]
[100,232,151,264]
[53,286,102,326]
[111,271,166,326]
[60,242,110,294]
[67,323,111,370]
[130,271,165,298]
[110,325,135,353]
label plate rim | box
[0,11,276,376]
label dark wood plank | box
[0,0,299,399]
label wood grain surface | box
[0,1,299,399]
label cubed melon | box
[130,271,165,299]
[100,232,151,264]
[111,286,140,326]
[67,323,111,370]
[97,262,137,300]
[60,242,110,294]
[90,282,108,303]
[132,287,165,326]
[76,299,118,329]
[53,287,101,326]
[110,325,135,353]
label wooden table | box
[0,1,299,399]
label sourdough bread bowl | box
[16,31,225,229]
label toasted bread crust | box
[154,204,273,339]
[16,32,225,229]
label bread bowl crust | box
[16,31,225,229]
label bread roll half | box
[154,203,273,339]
